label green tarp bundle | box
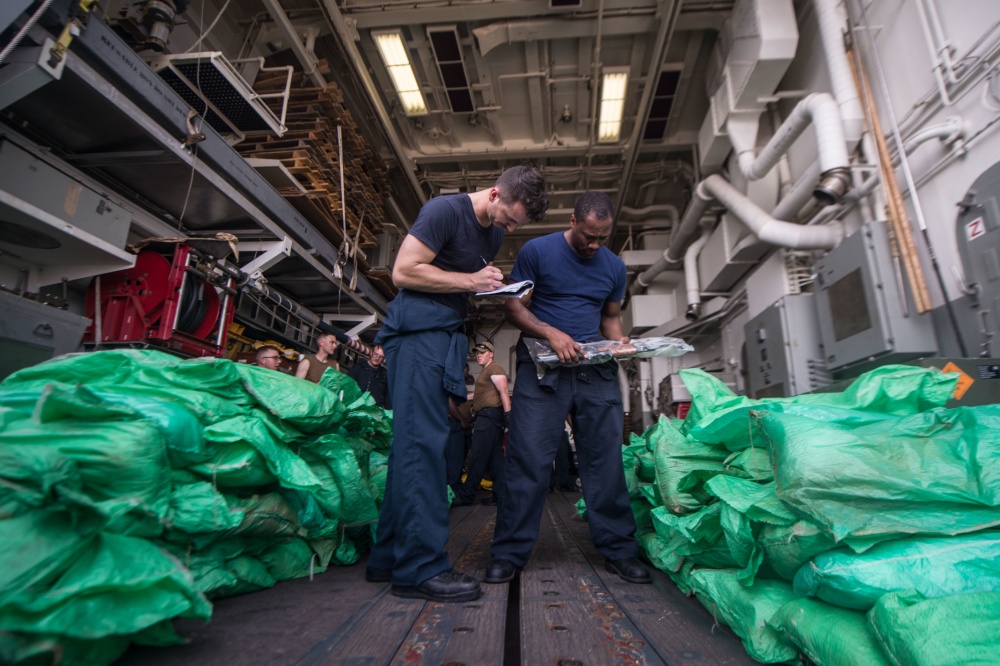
[0,349,392,665]
[627,364,1000,664]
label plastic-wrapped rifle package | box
[527,337,694,377]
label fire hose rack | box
[83,243,236,357]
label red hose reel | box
[84,244,235,357]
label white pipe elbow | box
[703,174,842,250]
[684,229,712,320]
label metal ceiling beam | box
[342,0,660,30]
[260,0,327,88]
[317,0,427,207]
[409,142,629,164]
[474,15,657,56]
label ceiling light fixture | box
[373,31,428,116]
[598,69,629,142]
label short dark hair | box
[255,344,281,361]
[496,165,549,222]
[574,191,614,223]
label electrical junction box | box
[813,220,937,379]
[744,293,827,398]
[955,161,1000,358]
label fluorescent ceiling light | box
[373,31,428,116]
[598,70,628,142]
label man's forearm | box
[507,300,557,340]
[600,315,626,342]
[394,264,475,293]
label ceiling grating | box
[643,69,682,141]
[428,26,475,114]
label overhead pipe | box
[813,0,866,145]
[727,92,852,205]
[633,174,844,295]
[632,184,713,294]
[914,0,960,106]
[902,115,964,154]
[771,161,822,221]
[619,204,680,224]
[684,227,713,321]
[702,175,844,248]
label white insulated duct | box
[727,92,852,204]
[813,0,866,145]
[697,0,799,172]
[632,174,844,296]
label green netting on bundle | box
[0,349,392,665]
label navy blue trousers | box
[453,407,504,502]
[367,329,453,585]
[445,417,469,486]
[492,356,638,567]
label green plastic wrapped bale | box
[649,416,730,514]
[230,493,306,538]
[1,350,251,423]
[763,405,1000,542]
[259,538,322,581]
[0,385,172,534]
[678,369,747,437]
[0,511,103,612]
[306,435,381,525]
[0,531,210,639]
[651,503,740,571]
[195,413,321,491]
[236,362,347,434]
[768,597,889,666]
[705,476,798,583]
[794,531,1000,610]
[868,590,1000,666]
[0,620,183,666]
[686,365,956,451]
[724,446,774,483]
[0,389,207,467]
[759,519,841,581]
[0,443,102,521]
[637,526,683,574]
[690,569,799,663]
[166,482,244,534]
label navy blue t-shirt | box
[510,231,627,342]
[404,194,504,317]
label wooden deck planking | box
[547,493,757,665]
[520,497,673,665]
[119,493,754,666]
